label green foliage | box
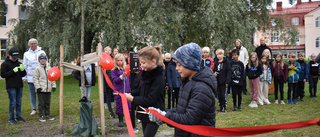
[7,0,298,65]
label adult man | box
[255,38,272,59]
[23,38,47,115]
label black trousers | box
[142,121,159,137]
[232,85,242,107]
[288,83,297,100]
[167,88,180,109]
[217,84,226,107]
[37,92,51,117]
[274,77,284,100]
[297,81,305,99]
[309,76,318,97]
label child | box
[201,46,214,70]
[271,53,288,104]
[262,49,273,66]
[246,52,262,108]
[308,53,320,98]
[165,53,181,109]
[230,49,245,111]
[297,52,308,101]
[125,46,165,137]
[103,46,115,118]
[112,54,131,127]
[33,53,56,122]
[226,49,233,97]
[148,43,216,137]
[1,48,27,124]
[287,53,301,104]
[258,54,272,105]
[74,55,96,101]
[213,49,231,113]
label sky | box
[272,0,320,8]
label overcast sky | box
[272,0,320,8]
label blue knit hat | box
[172,43,202,71]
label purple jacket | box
[111,68,131,114]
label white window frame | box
[316,16,320,28]
[0,39,7,60]
[271,32,279,43]
[0,4,7,26]
[316,37,320,48]
[292,17,299,25]
[271,19,276,26]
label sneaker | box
[292,99,298,104]
[264,100,271,105]
[274,100,279,104]
[257,101,264,105]
[232,106,237,111]
[287,100,292,104]
[280,100,285,105]
[251,101,258,108]
[46,116,54,121]
[39,116,46,122]
[8,118,17,124]
[133,128,139,133]
[16,117,25,122]
[248,101,253,107]
[238,106,242,111]
[30,110,37,115]
[301,98,305,102]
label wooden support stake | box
[81,56,101,67]
[59,45,64,134]
[97,44,105,137]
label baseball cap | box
[9,48,20,59]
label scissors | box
[137,106,149,114]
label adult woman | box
[23,38,46,115]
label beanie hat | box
[172,43,202,71]
[38,53,47,62]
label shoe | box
[248,101,253,107]
[220,107,226,113]
[238,106,242,111]
[39,116,46,122]
[301,98,305,102]
[217,106,223,112]
[46,116,54,121]
[251,101,258,108]
[133,128,139,133]
[280,100,285,105]
[8,116,17,124]
[30,109,36,115]
[292,99,298,104]
[264,100,271,105]
[257,101,264,105]
[310,95,314,98]
[287,100,292,104]
[274,100,279,104]
[110,114,115,118]
[118,114,124,127]
[232,106,237,111]
[16,116,25,122]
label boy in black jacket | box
[230,49,245,111]
[1,48,27,124]
[213,49,231,113]
[308,53,320,98]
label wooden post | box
[59,45,64,134]
[80,0,85,97]
[97,44,105,137]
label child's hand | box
[52,88,56,92]
[13,67,19,73]
[122,72,127,78]
[214,72,219,77]
[37,88,42,92]
[288,66,294,70]
[19,64,26,71]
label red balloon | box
[125,65,130,76]
[128,57,130,64]
[47,66,61,81]
[101,52,115,70]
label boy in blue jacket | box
[287,53,301,104]
[297,52,308,101]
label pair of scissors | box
[137,106,149,114]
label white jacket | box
[23,47,46,83]
[234,46,249,68]
[33,64,56,92]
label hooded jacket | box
[33,64,56,92]
[287,61,301,83]
[1,57,27,89]
[23,46,46,83]
[167,61,181,88]
[297,60,309,81]
[165,67,217,137]
[131,66,165,122]
[213,57,231,85]
[201,57,214,70]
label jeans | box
[7,88,23,117]
[80,86,92,101]
[27,83,37,109]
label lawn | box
[0,74,319,136]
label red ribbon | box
[101,68,136,137]
[101,67,320,137]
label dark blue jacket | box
[167,61,181,88]
[297,60,309,81]
[166,67,217,137]
[213,57,231,85]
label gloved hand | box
[288,66,294,70]
[19,64,26,71]
[37,88,42,92]
[148,107,166,125]
[291,67,296,70]
[13,67,19,73]
[52,88,56,92]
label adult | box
[23,38,46,115]
[1,48,27,123]
[234,39,249,95]
[255,38,272,60]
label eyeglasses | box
[30,43,37,45]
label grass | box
[0,75,319,136]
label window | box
[0,4,8,26]
[271,19,276,26]
[292,17,299,25]
[316,17,320,28]
[271,32,279,42]
[295,32,300,42]
[0,39,7,60]
[316,37,320,48]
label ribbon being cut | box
[101,67,320,137]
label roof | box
[272,1,320,15]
